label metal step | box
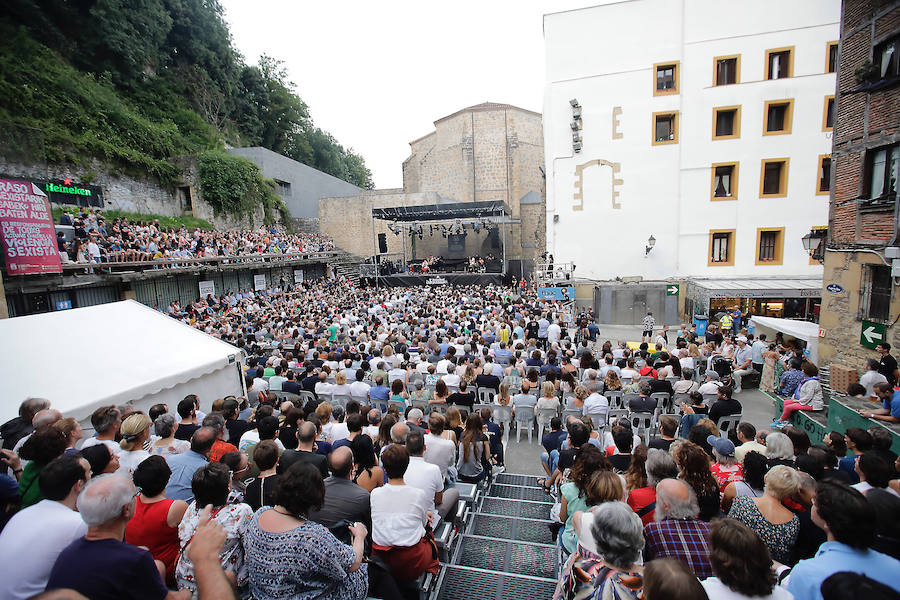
[454,534,558,579]
[486,483,551,503]
[469,513,555,545]
[479,496,553,521]
[435,564,557,600]
[493,473,542,488]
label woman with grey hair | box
[149,413,190,457]
[764,431,795,469]
[556,501,645,599]
[627,448,679,525]
[727,465,800,564]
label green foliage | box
[52,206,213,230]
[198,150,291,226]
[0,0,375,201]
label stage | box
[364,272,507,287]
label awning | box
[372,201,510,222]
[749,316,820,364]
[692,278,822,299]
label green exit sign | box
[860,320,886,349]
[666,284,679,296]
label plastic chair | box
[427,402,448,416]
[515,405,535,443]
[623,393,640,408]
[650,392,671,413]
[717,414,742,436]
[604,390,624,409]
[702,393,719,407]
[491,403,513,443]
[562,407,582,422]
[584,411,608,436]
[298,390,317,406]
[451,404,470,421]
[389,399,407,413]
[331,394,351,409]
[477,387,497,405]
[629,411,655,445]
[536,407,559,439]
[607,408,629,426]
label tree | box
[87,0,172,85]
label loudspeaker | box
[377,233,387,254]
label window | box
[826,41,839,73]
[274,179,291,197]
[652,111,679,145]
[708,230,735,266]
[861,264,892,322]
[865,143,900,200]
[874,35,899,79]
[714,55,740,85]
[653,61,679,95]
[712,106,741,139]
[823,96,835,131]
[817,155,832,194]
[766,47,794,79]
[760,159,789,197]
[756,228,784,265]
[763,99,793,135]
[710,162,739,201]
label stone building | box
[818,0,899,365]
[319,102,546,277]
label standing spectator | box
[46,474,191,600]
[787,481,899,600]
[643,478,713,579]
[456,414,490,483]
[175,462,253,593]
[860,359,887,400]
[124,456,187,586]
[17,427,68,509]
[0,397,50,450]
[165,427,215,502]
[0,455,90,599]
[117,413,152,475]
[149,414,191,457]
[876,342,898,386]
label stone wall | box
[0,156,267,230]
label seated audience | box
[643,478,713,579]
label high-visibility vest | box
[721,314,733,329]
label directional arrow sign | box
[666,285,679,296]
[860,320,886,349]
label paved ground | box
[503,323,778,476]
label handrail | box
[59,251,344,274]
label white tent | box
[748,316,820,365]
[0,300,245,428]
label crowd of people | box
[0,280,898,600]
[57,208,334,265]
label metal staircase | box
[433,473,559,600]
[329,249,365,285]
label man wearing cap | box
[697,370,723,395]
[731,337,754,393]
[643,478,713,578]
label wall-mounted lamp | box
[801,228,827,263]
[645,235,656,256]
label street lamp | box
[645,235,656,256]
[801,228,826,263]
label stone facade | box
[0,156,267,230]
[320,103,546,269]
[818,0,900,366]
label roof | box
[0,300,242,423]
[433,102,542,125]
[372,201,511,222]
[692,278,822,298]
[748,316,819,343]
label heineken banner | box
[0,178,62,275]
[42,178,104,208]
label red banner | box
[0,178,62,275]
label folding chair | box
[514,405,535,443]
[672,393,690,414]
[298,390,317,406]
[451,404,470,421]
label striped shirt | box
[643,518,713,578]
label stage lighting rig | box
[389,223,401,235]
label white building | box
[543,0,839,321]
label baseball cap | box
[706,370,720,380]
[707,435,736,457]
[736,336,748,343]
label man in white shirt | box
[734,422,768,463]
[697,371,724,395]
[423,414,456,482]
[731,337,754,393]
[405,431,458,524]
[370,445,432,556]
[327,406,350,443]
[0,455,90,599]
[860,358,888,399]
[582,391,609,421]
[349,370,371,400]
[441,365,461,388]
[547,320,562,346]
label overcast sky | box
[220,0,598,189]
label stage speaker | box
[377,233,387,254]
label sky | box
[220,0,599,189]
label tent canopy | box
[0,300,244,424]
[749,316,820,364]
[372,201,509,222]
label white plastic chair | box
[515,405,535,443]
[477,387,497,405]
[536,407,559,439]
[717,414,742,436]
[491,403,513,443]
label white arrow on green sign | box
[666,285,679,296]
[860,320,886,349]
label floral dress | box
[149,439,190,458]
[176,502,253,594]
[727,496,798,563]
[761,354,777,393]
